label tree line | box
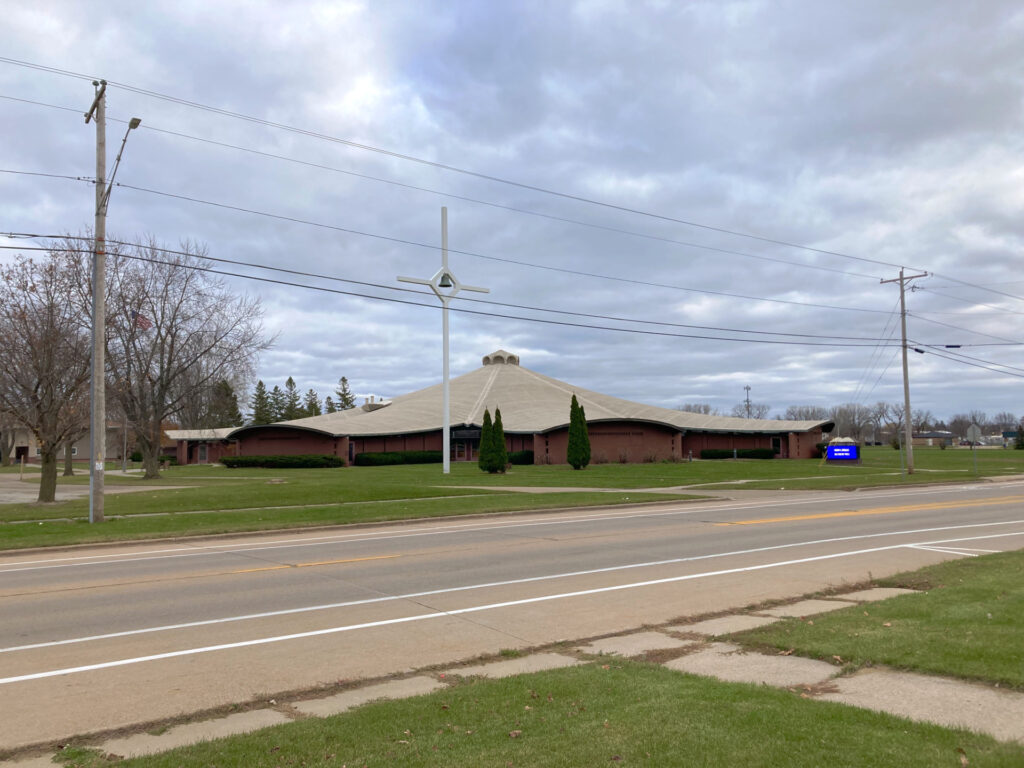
[0,236,271,500]
[248,376,357,425]
[678,401,1022,441]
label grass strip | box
[0,491,696,550]
[59,661,1022,767]
[733,551,1024,689]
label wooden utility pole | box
[85,80,107,523]
[881,267,928,474]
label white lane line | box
[3,483,1022,574]
[908,545,979,557]
[0,541,943,685]
[3,520,1023,656]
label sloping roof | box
[166,428,236,441]
[233,351,831,439]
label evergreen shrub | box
[353,450,443,466]
[700,448,776,460]
[222,454,344,468]
[508,450,534,465]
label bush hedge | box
[354,450,443,466]
[700,448,776,460]
[508,450,535,465]
[221,454,344,469]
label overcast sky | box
[3,1,1023,423]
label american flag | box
[131,310,153,331]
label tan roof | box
[237,351,830,438]
[166,428,236,441]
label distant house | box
[166,428,238,465]
[912,430,954,447]
[171,350,834,466]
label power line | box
[5,59,1024,312]
[916,347,1024,380]
[0,237,899,343]
[0,55,912,272]
[911,343,1024,376]
[0,239,900,348]
[908,313,1024,346]
[0,93,883,282]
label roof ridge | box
[516,366,619,420]
[464,365,500,425]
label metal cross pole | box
[398,207,489,474]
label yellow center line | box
[231,554,400,574]
[715,495,1024,526]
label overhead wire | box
[0,56,917,272]
[0,236,901,344]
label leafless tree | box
[0,410,16,466]
[0,254,91,501]
[992,412,1017,432]
[730,402,771,419]
[912,409,935,432]
[677,403,718,415]
[784,405,829,421]
[104,238,271,478]
[828,403,872,441]
[967,410,988,431]
[948,413,971,439]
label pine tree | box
[335,377,356,410]
[269,385,286,422]
[249,380,273,425]
[303,388,322,417]
[324,396,337,414]
[210,380,244,427]
[492,407,508,472]
[282,377,302,420]
[1016,421,1024,450]
[567,394,590,470]
[478,409,494,472]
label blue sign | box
[826,445,859,461]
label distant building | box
[174,350,833,466]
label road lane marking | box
[3,530,1022,686]
[3,521,1022,657]
[715,495,1024,527]
[908,545,979,557]
[4,482,1023,574]
[230,554,400,574]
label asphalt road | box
[2,480,1023,751]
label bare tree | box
[828,403,871,441]
[967,410,988,431]
[731,402,771,419]
[678,403,718,415]
[0,410,16,466]
[948,413,971,439]
[0,254,91,501]
[912,409,935,432]
[992,412,1017,432]
[105,238,271,478]
[784,405,829,421]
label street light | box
[398,207,489,474]
[85,75,141,524]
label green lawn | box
[733,551,1024,689]
[53,661,1022,768]
[2,446,1021,550]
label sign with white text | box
[826,445,859,461]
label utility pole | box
[743,385,752,418]
[881,267,927,474]
[85,80,107,524]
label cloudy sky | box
[3,1,1023,423]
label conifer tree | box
[210,380,244,426]
[478,408,494,472]
[303,388,322,417]
[492,407,508,472]
[335,377,356,410]
[567,394,590,469]
[282,377,302,420]
[324,396,337,414]
[1016,420,1024,450]
[249,380,273,425]
[269,385,286,422]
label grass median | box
[57,661,1023,768]
[732,550,1024,689]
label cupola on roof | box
[482,349,519,366]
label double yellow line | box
[716,495,1024,527]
